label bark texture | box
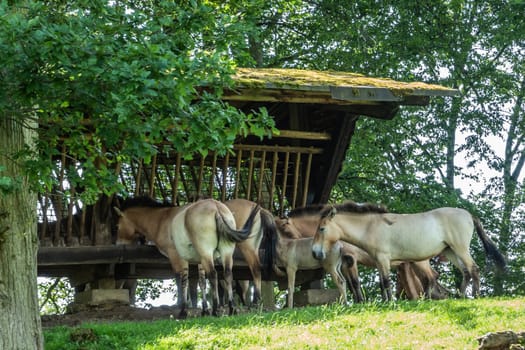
[0,117,42,350]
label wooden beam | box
[223,88,381,105]
[223,86,438,106]
[233,144,323,154]
[37,246,325,283]
[317,113,358,203]
[270,129,331,141]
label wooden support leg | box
[261,281,275,310]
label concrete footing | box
[293,288,340,307]
[74,289,130,306]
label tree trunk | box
[445,99,460,190]
[494,85,525,295]
[0,117,43,349]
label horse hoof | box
[202,309,211,316]
[177,310,188,320]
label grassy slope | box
[44,297,524,350]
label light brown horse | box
[271,229,349,308]
[312,202,507,301]
[275,207,447,302]
[114,197,205,307]
[115,197,259,318]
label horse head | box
[311,205,340,260]
[114,206,143,245]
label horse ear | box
[114,206,124,217]
[329,206,337,218]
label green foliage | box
[135,279,176,308]
[5,0,525,312]
[0,1,275,204]
[43,297,525,349]
[0,165,20,195]
[38,278,74,315]
[254,0,524,296]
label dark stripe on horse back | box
[289,201,388,219]
[120,196,174,210]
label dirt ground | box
[41,303,255,328]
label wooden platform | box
[37,245,325,288]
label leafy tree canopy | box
[0,1,275,203]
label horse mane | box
[318,200,388,218]
[287,204,327,218]
[120,196,174,210]
[334,201,388,214]
[289,200,388,218]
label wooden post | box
[247,150,255,200]
[197,155,205,197]
[209,153,217,196]
[302,152,313,207]
[221,152,229,201]
[172,153,181,203]
[280,152,290,217]
[234,149,242,198]
[148,154,157,198]
[270,152,278,212]
[292,152,301,208]
[261,281,275,310]
[257,151,266,203]
[134,160,143,196]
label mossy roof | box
[232,68,458,97]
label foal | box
[272,229,348,308]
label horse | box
[276,206,450,301]
[271,228,349,308]
[275,211,368,303]
[168,198,260,317]
[115,197,260,318]
[311,202,507,301]
[223,199,276,306]
[114,196,207,308]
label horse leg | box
[201,259,220,316]
[236,280,251,306]
[286,266,298,309]
[328,261,347,305]
[411,260,438,299]
[188,277,198,307]
[196,265,210,315]
[237,245,262,307]
[167,250,189,319]
[444,248,474,297]
[342,255,364,303]
[455,250,480,297]
[222,254,238,316]
[175,265,190,319]
[376,256,392,301]
[175,274,184,306]
[470,264,480,297]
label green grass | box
[44,297,525,349]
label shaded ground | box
[41,303,255,328]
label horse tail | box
[259,209,277,279]
[472,215,507,271]
[215,204,260,242]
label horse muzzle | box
[311,245,325,260]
